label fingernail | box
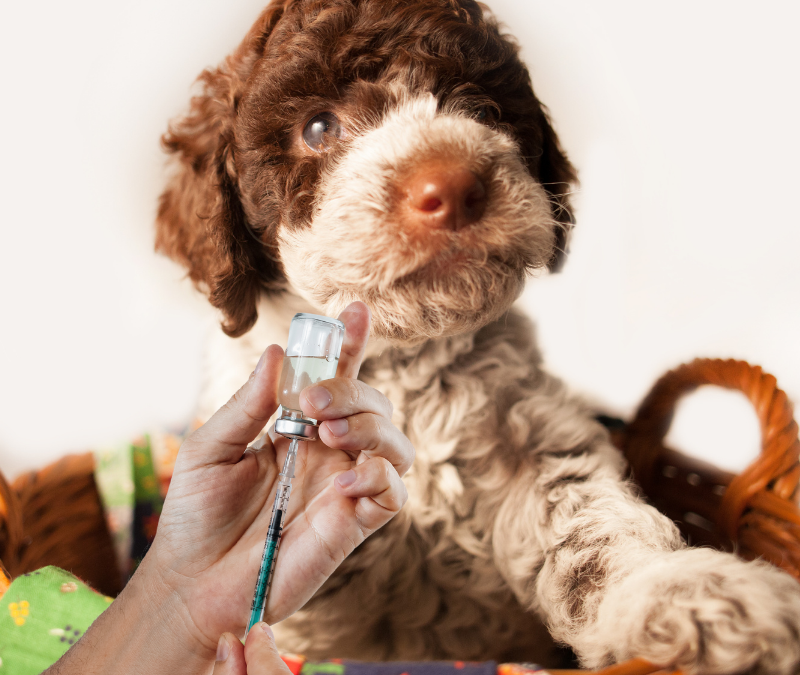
[305,386,332,411]
[255,350,267,376]
[260,622,274,640]
[216,634,230,662]
[336,469,357,488]
[326,418,348,437]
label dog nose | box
[403,165,487,231]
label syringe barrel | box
[248,488,289,631]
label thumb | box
[212,633,246,675]
[244,623,293,675]
[184,344,284,465]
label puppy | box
[156,1,800,672]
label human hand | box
[144,301,413,657]
[211,623,291,675]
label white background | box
[1,1,798,479]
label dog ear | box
[535,107,578,273]
[156,3,288,338]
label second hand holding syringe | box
[247,313,345,633]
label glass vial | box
[278,313,345,420]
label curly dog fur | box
[156,1,800,672]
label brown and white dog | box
[156,1,800,672]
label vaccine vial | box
[278,313,345,420]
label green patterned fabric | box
[0,566,112,674]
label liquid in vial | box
[278,355,339,416]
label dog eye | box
[302,113,343,152]
[475,106,496,123]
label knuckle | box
[385,482,407,513]
[364,387,393,419]
[397,482,409,508]
[370,415,385,450]
[376,456,394,481]
[228,385,246,409]
[380,393,394,419]
[344,378,363,409]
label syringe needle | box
[247,437,299,633]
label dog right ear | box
[155,2,288,338]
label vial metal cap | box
[275,416,319,441]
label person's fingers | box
[335,301,370,380]
[243,623,293,675]
[300,378,392,422]
[212,633,246,675]
[334,456,408,530]
[184,344,284,465]
[318,413,415,476]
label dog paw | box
[578,548,800,674]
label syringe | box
[247,437,298,633]
[246,312,345,634]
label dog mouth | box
[357,243,530,343]
[398,246,519,289]
[400,231,518,279]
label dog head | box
[157,0,576,344]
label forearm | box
[44,554,215,675]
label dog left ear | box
[536,108,578,273]
[156,3,288,337]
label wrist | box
[131,545,219,662]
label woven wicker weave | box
[0,358,798,673]
[1,453,121,597]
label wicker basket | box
[0,453,121,597]
[1,358,798,673]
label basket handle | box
[624,358,800,575]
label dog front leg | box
[492,439,800,673]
